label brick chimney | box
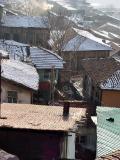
[63,101,70,117]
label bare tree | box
[45,10,76,56]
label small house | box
[51,28,112,76]
[30,47,64,103]
[81,58,120,107]
[0,103,96,160]
[0,14,49,48]
[1,59,39,104]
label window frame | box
[7,90,18,103]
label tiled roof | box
[0,103,86,132]
[1,59,39,90]
[96,150,120,160]
[30,47,64,69]
[81,58,120,87]
[97,107,120,157]
[101,70,120,90]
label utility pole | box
[51,65,55,104]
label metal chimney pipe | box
[63,101,70,117]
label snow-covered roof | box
[101,70,120,90]
[0,40,29,61]
[99,23,120,31]
[63,29,112,51]
[0,3,4,7]
[90,29,112,40]
[1,15,48,28]
[30,47,64,69]
[0,40,29,47]
[0,49,8,58]
[1,59,39,90]
[98,23,120,36]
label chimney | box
[63,101,70,117]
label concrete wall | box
[67,132,75,159]
[101,90,120,107]
[1,79,32,104]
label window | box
[4,33,10,40]
[44,70,51,80]
[13,33,19,42]
[7,91,18,103]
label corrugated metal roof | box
[97,107,120,157]
[30,47,64,69]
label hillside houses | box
[0,1,120,160]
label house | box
[59,28,112,74]
[30,47,64,103]
[96,107,120,158]
[1,59,39,104]
[0,14,49,47]
[0,103,96,160]
[96,150,120,160]
[0,149,19,160]
[81,58,120,107]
